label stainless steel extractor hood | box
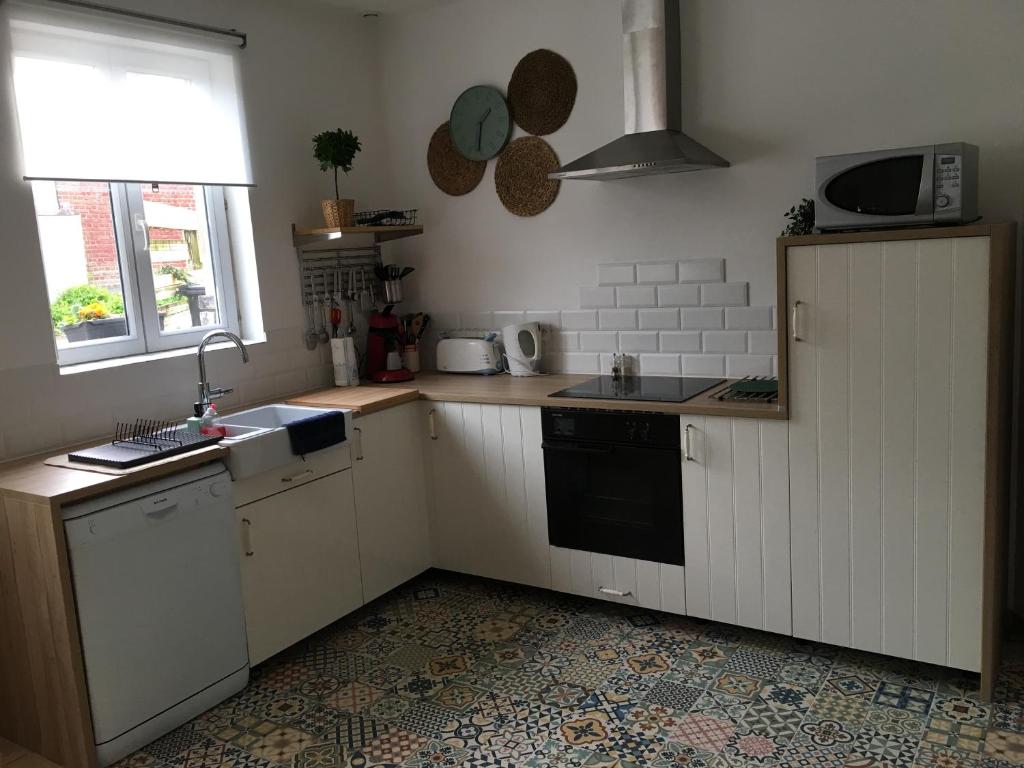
[549,0,728,181]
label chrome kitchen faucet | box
[196,330,249,413]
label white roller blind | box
[8,8,253,186]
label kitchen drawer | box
[549,546,686,614]
[234,444,352,507]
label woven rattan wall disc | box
[427,121,486,195]
[507,49,577,136]
[494,137,560,217]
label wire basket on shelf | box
[353,208,418,227]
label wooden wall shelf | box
[292,223,423,246]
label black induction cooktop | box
[550,375,725,403]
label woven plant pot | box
[321,198,355,228]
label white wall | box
[0,0,392,459]
[378,0,1024,318]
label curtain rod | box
[33,0,247,48]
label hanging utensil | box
[304,273,319,350]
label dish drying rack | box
[68,419,222,469]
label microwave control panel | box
[934,153,962,213]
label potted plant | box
[51,284,127,342]
[313,128,362,228]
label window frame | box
[124,184,240,354]
[43,182,240,366]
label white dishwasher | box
[63,462,248,766]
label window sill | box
[58,334,267,376]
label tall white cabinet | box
[782,224,1015,695]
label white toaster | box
[436,338,503,375]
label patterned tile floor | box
[118,571,1024,768]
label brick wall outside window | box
[53,183,198,290]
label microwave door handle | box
[917,149,936,215]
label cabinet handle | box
[353,426,364,460]
[241,517,253,557]
[428,408,437,440]
[792,300,804,342]
[683,424,695,462]
[281,469,315,483]
[598,586,632,598]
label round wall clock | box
[449,85,513,162]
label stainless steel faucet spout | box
[196,330,249,412]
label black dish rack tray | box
[354,208,418,226]
[68,419,222,469]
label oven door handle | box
[541,441,615,455]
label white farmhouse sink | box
[217,404,352,480]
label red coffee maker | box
[366,307,414,383]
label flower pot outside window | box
[63,316,128,342]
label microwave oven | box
[815,142,978,231]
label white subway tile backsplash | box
[616,285,657,308]
[702,330,748,353]
[579,331,619,352]
[679,259,725,283]
[726,355,774,377]
[681,308,724,329]
[430,311,461,331]
[598,309,637,330]
[638,308,681,330]
[682,354,726,376]
[493,310,527,328]
[557,331,580,351]
[636,261,678,284]
[701,282,748,306]
[597,263,636,285]
[561,310,599,330]
[460,310,495,330]
[527,310,561,327]
[725,306,773,330]
[748,330,778,355]
[639,353,681,376]
[580,286,616,308]
[657,284,700,307]
[562,352,601,373]
[619,331,659,353]
[659,331,701,353]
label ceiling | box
[313,0,456,15]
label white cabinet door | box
[423,401,549,589]
[352,403,431,604]
[237,470,362,665]
[681,416,791,634]
[787,236,989,671]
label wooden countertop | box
[287,384,420,414]
[1,373,782,504]
[290,372,787,420]
[0,445,228,505]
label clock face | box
[449,85,512,162]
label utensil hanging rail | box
[37,0,247,48]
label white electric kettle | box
[502,322,542,376]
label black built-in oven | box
[542,408,683,565]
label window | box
[33,180,239,364]
[8,5,253,365]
